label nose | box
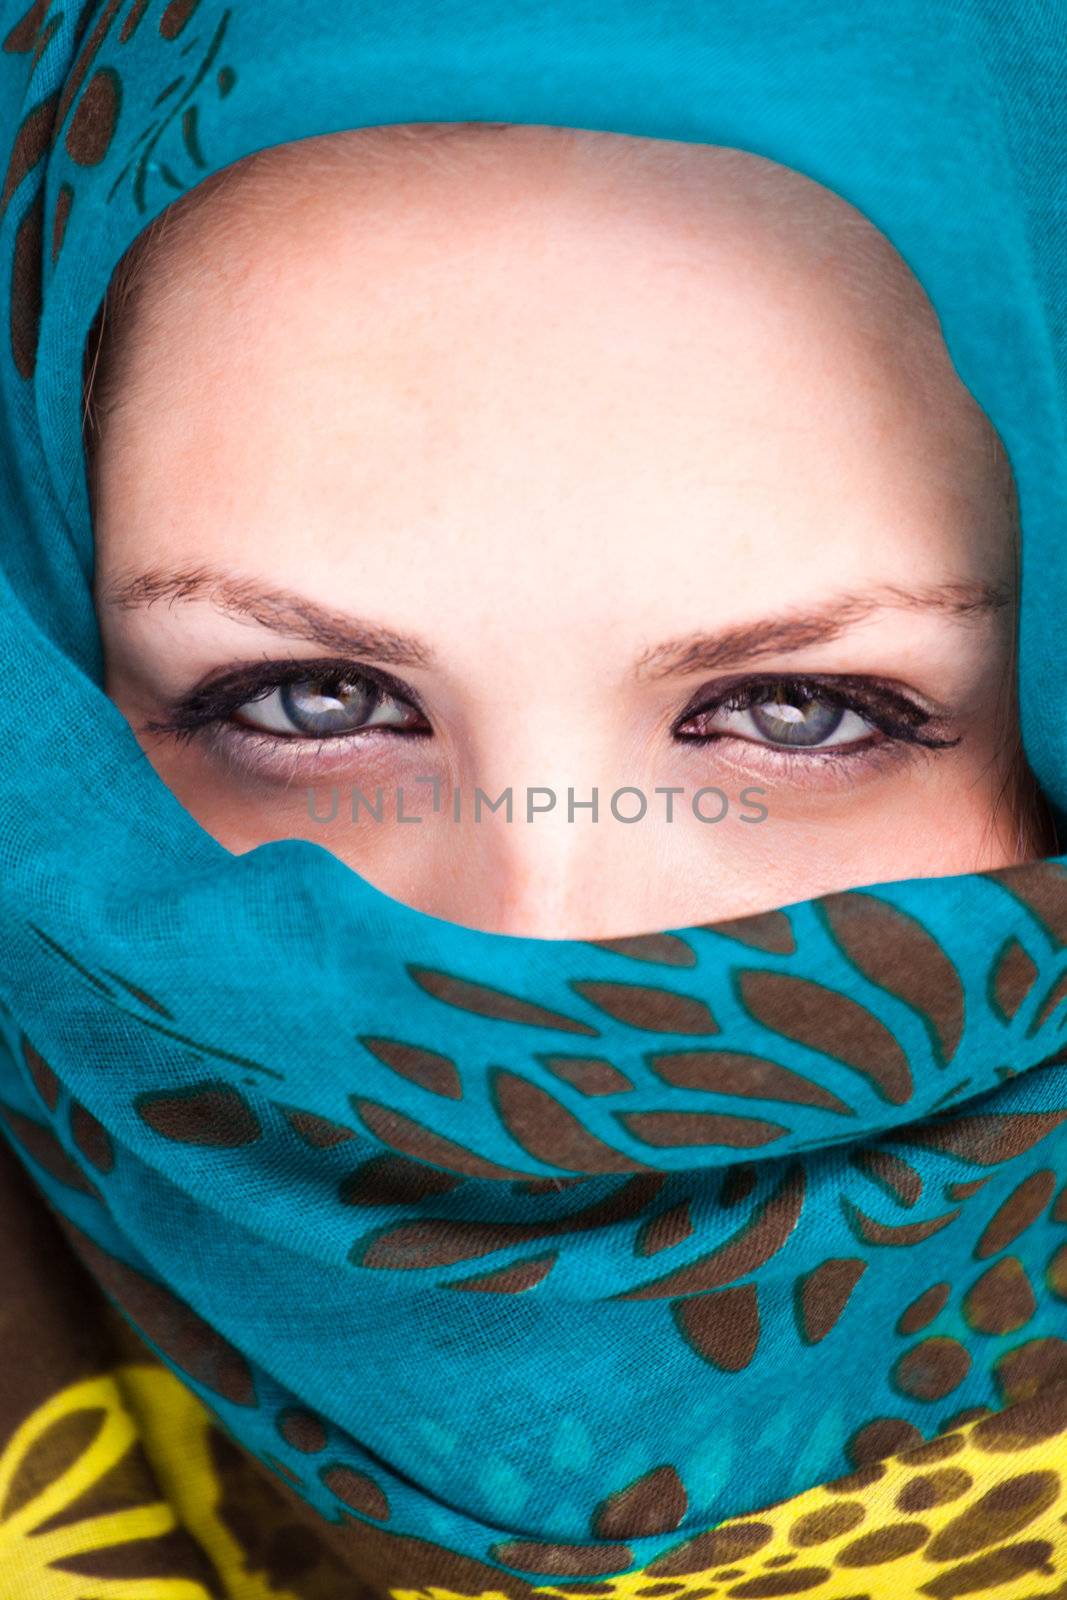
[429,783,661,940]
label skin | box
[88,125,1045,940]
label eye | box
[684,682,872,749]
[233,671,425,739]
[141,658,432,749]
[673,675,960,757]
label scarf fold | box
[1,1,1066,1593]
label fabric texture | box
[1,0,1066,1594]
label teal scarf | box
[1,0,1066,1580]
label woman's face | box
[90,126,1037,940]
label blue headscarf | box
[1,0,1066,1581]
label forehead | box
[95,124,1008,568]
[112,125,962,408]
[119,124,927,335]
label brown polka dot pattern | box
[848,1417,924,1465]
[159,0,200,38]
[735,971,914,1106]
[893,1338,972,1402]
[406,966,599,1036]
[318,1462,389,1520]
[2,0,49,53]
[850,1148,923,1207]
[135,1081,261,1147]
[986,859,1067,943]
[939,1407,992,1432]
[896,1282,951,1336]
[642,1520,774,1577]
[350,1172,666,1270]
[963,1256,1036,1335]
[1031,967,1067,1029]
[795,1257,867,1344]
[21,1034,59,1110]
[64,67,120,164]
[69,1100,115,1174]
[586,934,697,968]
[593,1466,688,1539]
[28,11,58,66]
[538,1055,635,1095]
[972,1382,1067,1451]
[650,1050,853,1116]
[446,1251,558,1293]
[1,92,60,214]
[898,1434,967,1466]
[119,0,151,43]
[973,1168,1056,1258]
[613,1166,805,1299]
[1047,1241,1067,1299]
[989,936,1039,1020]
[895,1466,973,1511]
[0,1100,101,1200]
[636,1200,695,1256]
[826,1463,886,1494]
[946,1176,991,1200]
[10,185,43,378]
[995,1338,1067,1405]
[788,1502,866,1546]
[925,1469,1060,1561]
[494,1538,636,1577]
[720,1163,757,1208]
[358,1035,462,1099]
[339,1151,463,1206]
[842,1199,961,1247]
[569,981,718,1035]
[276,1407,327,1454]
[618,1108,788,1151]
[817,890,965,1066]
[52,0,126,139]
[834,1518,930,1564]
[50,178,72,261]
[699,910,796,954]
[673,1284,761,1372]
[278,1104,356,1148]
[7,873,1067,1597]
[921,1541,1057,1598]
[495,1069,656,1172]
[897,1107,1067,1166]
[350,1095,538,1179]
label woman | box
[85,124,1053,938]
[0,3,1066,1597]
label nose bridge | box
[455,777,641,938]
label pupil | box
[750,689,843,746]
[281,676,376,736]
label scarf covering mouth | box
[1,1,1067,1594]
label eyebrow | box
[102,562,435,668]
[635,577,1011,679]
[102,564,1011,679]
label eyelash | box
[140,659,960,776]
[141,658,431,771]
[672,673,960,764]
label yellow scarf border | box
[1,1360,1065,1599]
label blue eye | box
[140,659,432,748]
[701,685,871,749]
[674,676,960,758]
[233,674,425,739]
